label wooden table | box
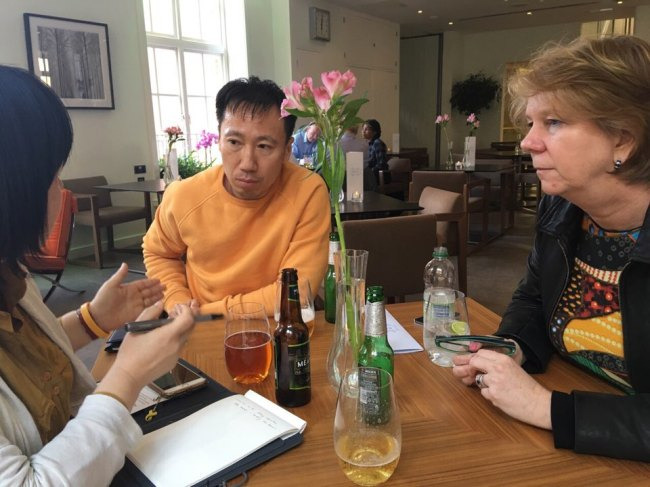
[335,191,421,221]
[93,299,650,484]
[95,179,167,228]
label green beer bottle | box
[274,268,311,407]
[358,286,394,424]
[324,231,340,323]
[358,285,394,376]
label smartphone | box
[414,316,423,326]
[434,335,517,356]
[149,362,207,398]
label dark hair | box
[215,76,296,142]
[364,119,382,139]
[0,66,72,270]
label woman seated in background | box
[0,65,196,484]
[362,119,389,177]
[452,35,650,462]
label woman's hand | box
[90,263,165,331]
[95,303,196,409]
[452,349,552,430]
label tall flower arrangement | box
[164,125,185,152]
[435,113,453,169]
[282,70,367,354]
[195,130,219,165]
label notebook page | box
[128,394,298,487]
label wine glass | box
[274,274,315,337]
[422,288,470,367]
[334,367,401,486]
[224,302,272,384]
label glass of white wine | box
[334,367,401,486]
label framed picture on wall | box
[23,13,114,109]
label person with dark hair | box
[0,65,196,484]
[362,119,389,177]
[143,76,330,318]
[451,36,650,462]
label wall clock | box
[309,7,330,41]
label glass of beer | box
[224,302,272,384]
[334,367,401,486]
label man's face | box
[219,106,292,200]
[306,124,320,142]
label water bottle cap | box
[433,246,449,258]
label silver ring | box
[475,373,487,389]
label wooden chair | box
[417,186,468,294]
[342,214,438,302]
[377,157,412,200]
[63,176,149,268]
[409,171,490,248]
[24,189,85,301]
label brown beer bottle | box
[274,268,311,407]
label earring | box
[614,159,623,171]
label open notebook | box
[110,361,305,487]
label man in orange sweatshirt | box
[143,77,330,317]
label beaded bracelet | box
[78,302,109,339]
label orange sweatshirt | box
[142,162,331,316]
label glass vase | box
[326,249,368,389]
[164,148,178,185]
[445,140,454,170]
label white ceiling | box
[326,0,650,36]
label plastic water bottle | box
[423,247,456,337]
[423,247,456,292]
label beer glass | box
[334,367,401,486]
[274,275,315,337]
[224,302,272,384]
[422,289,470,367]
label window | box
[143,0,227,160]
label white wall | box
[288,0,400,147]
[0,0,156,254]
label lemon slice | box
[451,320,468,335]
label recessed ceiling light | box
[600,7,614,11]
[526,11,533,15]
[617,0,623,4]
[417,10,423,14]
[448,21,454,25]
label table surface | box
[93,300,650,485]
[337,191,421,217]
[476,149,533,162]
[95,179,167,193]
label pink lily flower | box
[313,86,332,110]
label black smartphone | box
[149,362,207,398]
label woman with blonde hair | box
[452,36,650,461]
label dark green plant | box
[450,72,500,116]
[177,151,212,179]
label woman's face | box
[520,93,630,202]
[46,174,63,235]
[362,124,374,140]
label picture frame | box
[23,13,115,109]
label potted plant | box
[450,72,500,116]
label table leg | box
[144,192,152,228]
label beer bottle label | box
[287,340,310,390]
[358,367,381,415]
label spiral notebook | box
[110,361,305,487]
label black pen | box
[125,313,223,333]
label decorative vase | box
[164,148,178,185]
[326,249,368,389]
[463,136,476,171]
[445,140,455,170]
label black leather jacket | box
[497,195,650,462]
